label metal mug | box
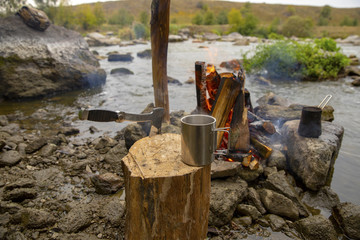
[181,114,229,166]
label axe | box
[79,107,164,133]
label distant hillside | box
[77,0,360,38]
[86,0,360,24]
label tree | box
[239,13,258,36]
[228,8,243,32]
[203,11,215,25]
[192,13,203,25]
[318,5,331,26]
[282,15,314,38]
[216,10,228,25]
[108,8,134,26]
[53,0,75,29]
[140,11,149,25]
[0,0,27,16]
[93,2,106,27]
[75,5,97,30]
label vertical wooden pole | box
[151,0,171,123]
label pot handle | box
[318,95,332,110]
[213,127,230,156]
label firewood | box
[249,159,259,170]
[151,0,171,123]
[242,154,252,167]
[230,69,250,151]
[122,133,211,240]
[210,73,241,148]
[249,120,276,135]
[195,61,208,113]
[250,136,273,159]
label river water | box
[1,40,359,205]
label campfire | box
[194,61,276,170]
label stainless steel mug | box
[181,114,229,166]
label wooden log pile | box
[194,63,275,169]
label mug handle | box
[213,127,231,156]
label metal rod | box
[318,95,332,110]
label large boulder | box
[332,202,360,239]
[281,120,344,191]
[0,15,106,100]
[295,215,337,240]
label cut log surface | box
[122,133,211,240]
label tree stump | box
[122,133,211,240]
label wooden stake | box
[151,0,171,123]
[210,73,241,148]
[122,134,211,240]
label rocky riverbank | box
[1,94,359,240]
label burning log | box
[210,73,241,148]
[151,0,171,122]
[242,154,252,167]
[250,136,273,159]
[122,134,211,239]
[195,61,207,113]
[230,69,250,151]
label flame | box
[206,64,216,74]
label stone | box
[254,104,302,125]
[108,53,133,62]
[123,123,147,150]
[90,172,123,195]
[221,32,243,42]
[58,203,96,233]
[93,136,117,150]
[238,164,263,182]
[101,197,125,227]
[247,187,266,215]
[85,32,121,46]
[110,68,134,75]
[332,202,360,239]
[137,49,151,58]
[295,215,337,240]
[233,216,252,226]
[351,77,360,86]
[168,34,184,42]
[39,143,57,157]
[233,38,250,46]
[0,115,9,126]
[236,204,261,220]
[281,120,344,191]
[266,214,287,232]
[260,170,310,217]
[25,137,47,154]
[219,59,243,71]
[256,92,289,107]
[267,149,287,170]
[0,150,22,167]
[0,201,23,214]
[4,178,35,191]
[3,188,37,202]
[302,186,340,213]
[16,6,50,31]
[20,208,56,229]
[209,179,248,227]
[60,127,80,136]
[258,188,299,220]
[160,123,181,134]
[346,65,360,76]
[211,159,242,179]
[170,110,186,127]
[0,226,7,239]
[203,32,221,41]
[0,15,106,100]
[167,76,182,85]
[185,77,195,84]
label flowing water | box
[1,40,359,205]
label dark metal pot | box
[298,106,322,138]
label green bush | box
[109,9,134,26]
[281,15,314,38]
[133,23,149,39]
[243,38,349,81]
